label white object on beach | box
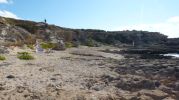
[35,40,43,53]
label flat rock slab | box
[139,90,168,100]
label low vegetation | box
[0,55,6,61]
[65,42,73,48]
[40,42,56,49]
[85,38,96,47]
[27,44,34,50]
[17,52,34,60]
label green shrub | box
[27,44,34,50]
[86,39,95,47]
[17,52,34,60]
[0,55,6,61]
[40,42,56,49]
[65,42,73,48]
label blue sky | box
[0,0,179,38]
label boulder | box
[154,81,161,88]
[50,37,66,50]
[174,82,179,91]
[139,90,168,100]
[91,82,106,91]
[174,66,179,72]
[0,47,8,54]
[175,72,179,79]
[6,75,15,79]
[139,80,156,89]
[116,79,156,91]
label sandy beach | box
[0,46,124,100]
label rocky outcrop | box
[0,16,169,47]
[0,21,32,45]
[0,46,8,53]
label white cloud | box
[0,10,20,19]
[167,16,179,23]
[0,0,9,4]
[115,16,179,38]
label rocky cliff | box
[0,16,169,47]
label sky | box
[0,0,179,38]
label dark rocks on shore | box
[91,83,106,91]
[174,82,179,91]
[116,79,157,91]
[112,54,179,79]
[6,75,15,79]
[101,75,116,84]
[100,47,179,100]
[154,81,161,88]
[175,72,179,79]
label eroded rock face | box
[0,46,8,53]
[0,16,171,47]
[51,39,66,50]
[56,39,66,50]
[0,25,31,44]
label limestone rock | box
[139,90,168,100]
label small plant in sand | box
[65,42,73,48]
[0,55,6,61]
[17,52,34,60]
[86,38,95,47]
[27,44,34,50]
[40,42,56,49]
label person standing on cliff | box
[44,19,47,23]
[44,19,48,28]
